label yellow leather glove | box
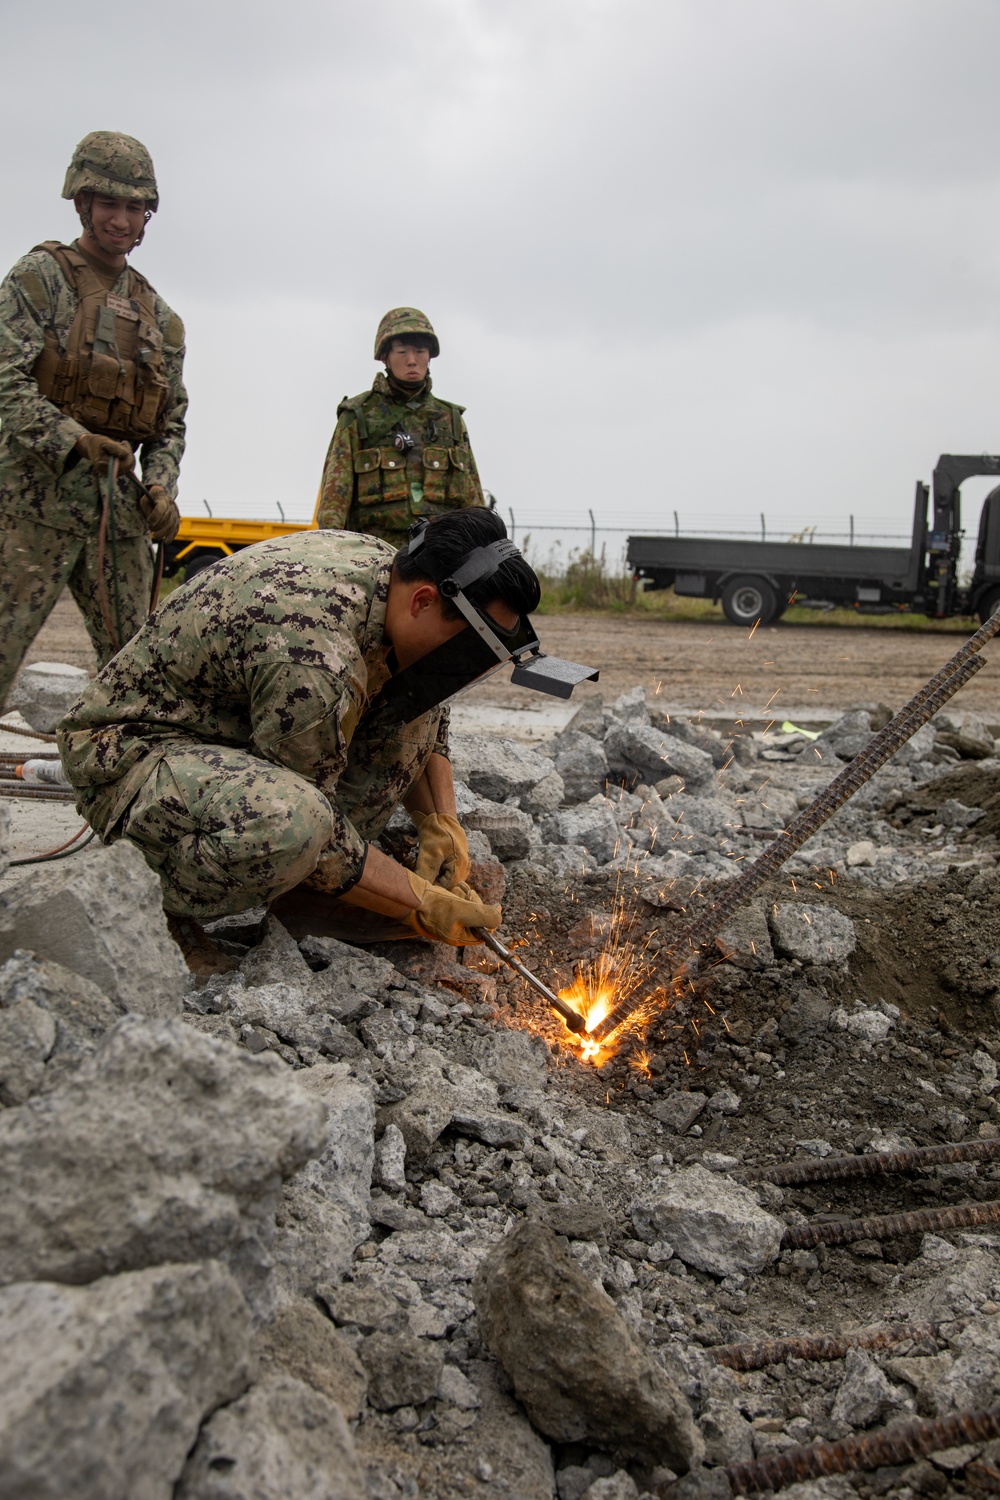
[412,810,470,890]
[141,483,181,543]
[75,432,135,471]
[403,870,500,947]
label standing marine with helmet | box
[0,131,187,709]
[316,307,486,544]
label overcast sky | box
[4,0,1000,561]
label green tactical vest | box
[341,385,474,533]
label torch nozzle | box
[473,929,588,1034]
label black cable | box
[9,828,97,867]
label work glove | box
[403,870,500,947]
[74,432,135,472]
[412,809,470,890]
[140,483,181,543]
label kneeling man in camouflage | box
[59,510,562,959]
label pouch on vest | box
[421,445,470,507]
[354,447,410,506]
[30,242,172,444]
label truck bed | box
[627,535,916,588]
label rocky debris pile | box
[3,686,1000,1496]
[4,660,89,733]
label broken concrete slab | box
[553,730,610,803]
[604,723,714,784]
[0,952,121,1100]
[8,661,90,733]
[450,734,557,803]
[541,799,621,864]
[374,1120,407,1192]
[0,1260,251,1500]
[521,769,567,815]
[472,1027,550,1089]
[252,1299,369,1420]
[473,1220,701,1471]
[649,1091,708,1133]
[221,980,363,1059]
[360,1329,445,1409]
[770,903,856,966]
[461,794,535,861]
[630,1165,783,1277]
[714,902,774,969]
[378,1055,460,1164]
[0,1015,326,1287]
[176,1373,365,1499]
[291,1061,375,1242]
[0,841,187,1015]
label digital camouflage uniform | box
[0,136,187,707]
[58,531,449,920]
[316,371,485,543]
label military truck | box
[627,455,1000,627]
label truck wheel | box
[183,550,225,582]
[979,588,1000,625]
[721,576,778,627]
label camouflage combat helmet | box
[375,307,439,361]
[62,131,159,211]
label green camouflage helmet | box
[375,307,439,361]
[62,131,159,211]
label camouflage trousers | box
[0,516,153,708]
[117,714,439,918]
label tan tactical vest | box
[31,242,171,443]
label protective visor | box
[372,527,599,722]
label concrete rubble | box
[3,685,1000,1495]
[7,659,90,733]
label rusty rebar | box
[766,1137,1000,1187]
[726,1404,1000,1494]
[712,1321,938,1372]
[0,785,75,802]
[0,751,60,765]
[588,624,995,1043]
[0,718,58,743]
[780,1198,1000,1250]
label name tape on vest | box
[106,293,139,321]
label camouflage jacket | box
[0,241,187,538]
[58,532,449,872]
[316,372,484,541]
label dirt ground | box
[23,593,1000,726]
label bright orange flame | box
[498,868,687,1066]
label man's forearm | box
[339,844,422,917]
[403,752,457,818]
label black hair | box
[393,510,541,620]
[379,331,438,359]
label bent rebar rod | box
[588,611,1000,1042]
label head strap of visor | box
[402,522,525,664]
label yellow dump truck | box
[163,489,497,580]
[163,509,318,580]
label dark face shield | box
[372,529,599,722]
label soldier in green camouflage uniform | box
[58,515,540,947]
[316,307,485,544]
[0,132,187,709]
